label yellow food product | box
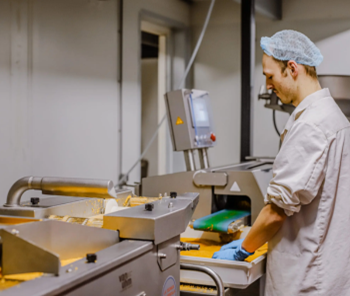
[0,256,83,291]
[61,257,83,266]
[180,284,216,294]
[180,238,268,262]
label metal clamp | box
[177,242,200,251]
[180,263,225,296]
[4,176,118,207]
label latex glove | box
[220,239,244,251]
[212,243,254,261]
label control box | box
[165,89,216,151]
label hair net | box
[260,30,323,67]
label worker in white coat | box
[213,30,350,295]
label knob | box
[145,203,154,211]
[210,133,216,142]
[30,197,40,205]
[86,253,97,263]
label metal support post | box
[184,150,196,171]
[240,0,255,162]
[198,148,210,169]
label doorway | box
[140,22,170,178]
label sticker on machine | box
[162,276,176,296]
[119,271,132,291]
[230,181,241,192]
[176,117,184,125]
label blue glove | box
[220,239,244,251]
[212,243,254,261]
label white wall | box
[191,0,242,167]
[191,0,350,165]
[0,0,120,203]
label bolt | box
[11,229,19,236]
[66,268,73,273]
[158,253,167,259]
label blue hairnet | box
[260,30,323,67]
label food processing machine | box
[140,89,271,294]
[142,89,272,231]
[0,176,231,295]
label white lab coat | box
[264,88,350,296]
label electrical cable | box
[272,110,281,137]
[117,0,216,186]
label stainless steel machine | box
[0,177,229,296]
[144,89,272,228]
[142,89,272,295]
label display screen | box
[192,95,210,127]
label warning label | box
[162,276,176,296]
[176,117,184,125]
[230,181,241,192]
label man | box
[213,30,350,295]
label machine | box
[0,177,229,296]
[142,89,272,294]
[144,89,272,230]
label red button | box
[210,133,216,142]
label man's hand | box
[220,238,244,251]
[213,242,254,261]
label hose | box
[118,0,216,186]
[272,110,281,137]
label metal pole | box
[240,0,255,162]
[198,148,210,169]
[180,263,225,296]
[184,150,196,171]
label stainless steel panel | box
[1,220,119,275]
[0,197,105,218]
[1,228,60,275]
[142,171,212,220]
[20,196,85,208]
[166,89,194,151]
[157,236,180,271]
[1,240,160,296]
[103,193,199,245]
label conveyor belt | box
[193,209,250,233]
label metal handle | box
[4,176,117,207]
[180,263,225,296]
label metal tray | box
[180,254,266,289]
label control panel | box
[165,89,216,151]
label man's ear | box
[287,60,298,79]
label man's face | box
[262,54,296,105]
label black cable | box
[273,110,281,137]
